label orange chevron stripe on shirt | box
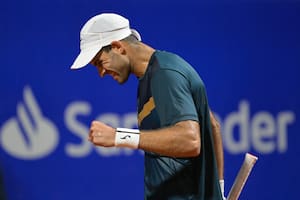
[138,97,155,126]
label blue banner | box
[0,0,299,199]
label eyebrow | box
[90,51,102,65]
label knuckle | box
[91,120,100,126]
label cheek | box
[117,56,130,73]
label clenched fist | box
[88,121,116,147]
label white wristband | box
[115,128,140,149]
[219,179,225,199]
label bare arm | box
[89,120,200,158]
[139,120,200,157]
[210,110,224,180]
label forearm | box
[139,120,200,157]
[210,111,224,180]
[88,120,201,158]
[212,125,224,179]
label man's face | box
[90,48,131,84]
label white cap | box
[70,13,141,69]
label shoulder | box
[150,51,191,78]
[154,51,189,69]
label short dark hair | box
[100,34,139,53]
[101,45,112,52]
[121,34,139,44]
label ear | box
[110,41,126,54]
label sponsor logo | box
[120,135,131,140]
[0,86,59,159]
[0,86,296,160]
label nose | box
[98,67,106,77]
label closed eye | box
[90,59,102,67]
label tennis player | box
[70,13,225,200]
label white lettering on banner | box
[64,102,137,157]
[213,101,295,154]
[0,86,296,160]
[277,112,295,153]
[0,86,59,159]
[64,101,92,157]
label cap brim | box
[70,47,101,70]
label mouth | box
[108,71,119,80]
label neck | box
[128,43,155,78]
